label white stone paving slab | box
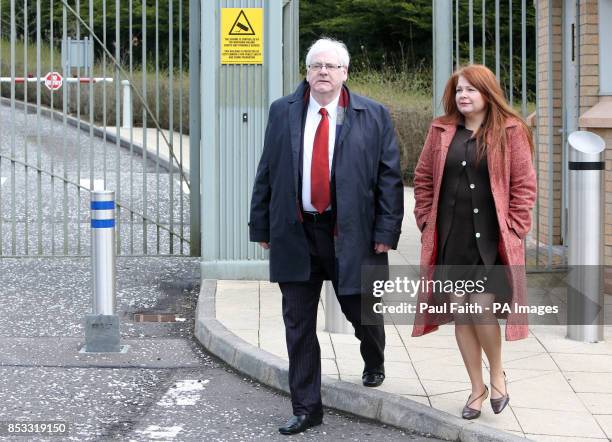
[577,392,612,414]
[550,353,612,372]
[512,407,606,438]
[593,414,612,439]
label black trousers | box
[279,216,385,416]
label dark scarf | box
[303,84,350,143]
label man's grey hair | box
[305,38,350,68]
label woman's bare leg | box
[469,293,506,399]
[452,293,487,408]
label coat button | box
[473,208,479,214]
[475,232,481,238]
[461,160,467,166]
[470,184,475,189]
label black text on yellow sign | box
[221,8,263,65]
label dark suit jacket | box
[249,80,403,295]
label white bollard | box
[324,281,354,334]
[566,131,606,343]
[122,80,132,129]
[91,190,116,315]
[84,190,121,352]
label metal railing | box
[0,0,194,257]
[434,1,564,272]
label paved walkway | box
[105,127,191,175]
[214,188,612,441]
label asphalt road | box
[0,101,188,257]
[0,257,441,441]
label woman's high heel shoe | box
[462,386,489,420]
[490,371,510,414]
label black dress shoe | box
[490,371,510,414]
[278,413,323,435]
[362,371,385,387]
[462,386,489,420]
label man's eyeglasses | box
[308,63,343,72]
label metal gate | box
[433,0,567,272]
[0,0,195,257]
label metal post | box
[266,0,283,104]
[521,0,527,117]
[324,282,353,334]
[469,0,474,64]
[508,0,513,105]
[562,0,579,247]
[201,2,286,279]
[189,0,201,257]
[91,190,116,314]
[433,0,453,117]
[566,131,605,343]
[122,80,132,129]
[201,1,219,263]
[282,0,300,94]
[482,0,486,65]
[84,190,121,352]
[546,1,554,269]
[454,0,459,69]
[495,0,500,80]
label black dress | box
[433,124,510,301]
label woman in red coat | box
[412,65,536,420]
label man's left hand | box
[374,243,391,254]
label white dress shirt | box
[302,93,339,212]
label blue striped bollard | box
[91,190,116,314]
[84,190,121,352]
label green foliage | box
[301,0,433,69]
[346,65,432,185]
[0,0,189,70]
[300,0,537,100]
[347,63,432,105]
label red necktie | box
[311,108,330,214]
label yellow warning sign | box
[221,8,263,65]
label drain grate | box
[133,313,178,323]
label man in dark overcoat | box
[249,37,404,435]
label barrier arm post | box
[122,80,132,129]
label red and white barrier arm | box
[0,77,113,83]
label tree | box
[301,0,433,69]
[300,0,536,99]
[0,0,189,70]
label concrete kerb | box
[194,280,530,442]
[0,97,179,176]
